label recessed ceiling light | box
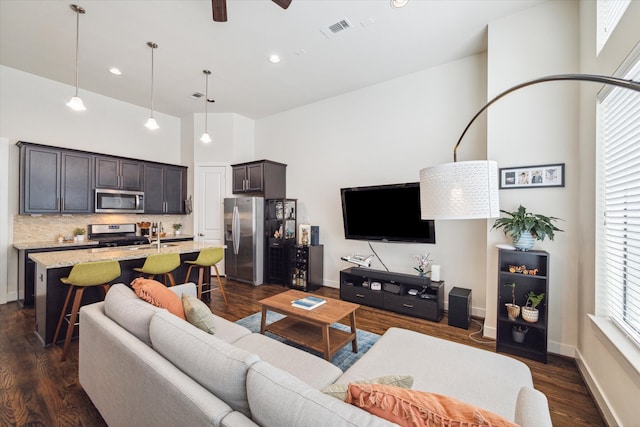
[391,0,409,8]
[108,67,122,75]
[268,54,281,64]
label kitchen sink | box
[129,243,178,250]
[89,247,115,253]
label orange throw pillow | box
[131,278,185,320]
[346,383,519,427]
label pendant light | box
[66,4,86,111]
[200,70,212,143]
[145,42,159,130]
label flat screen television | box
[340,182,436,244]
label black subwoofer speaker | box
[448,287,471,329]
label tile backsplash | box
[13,213,187,243]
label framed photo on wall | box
[499,163,565,189]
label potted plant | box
[491,205,563,251]
[73,227,86,242]
[413,253,432,277]
[521,291,545,323]
[172,223,182,235]
[504,282,520,321]
[512,326,528,343]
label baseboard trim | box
[575,348,618,426]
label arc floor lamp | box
[419,74,640,220]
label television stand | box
[339,267,444,322]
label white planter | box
[174,230,181,235]
[521,306,539,323]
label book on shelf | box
[291,295,326,310]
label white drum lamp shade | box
[419,160,499,220]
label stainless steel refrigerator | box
[224,197,264,286]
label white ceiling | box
[0,0,545,120]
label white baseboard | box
[483,324,497,339]
[575,348,618,426]
[7,291,17,302]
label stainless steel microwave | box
[95,189,144,213]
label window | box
[597,0,631,54]
[598,47,640,348]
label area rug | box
[236,311,380,372]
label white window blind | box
[600,54,640,347]
[597,0,631,54]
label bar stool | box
[53,260,121,361]
[184,247,227,305]
[134,252,181,286]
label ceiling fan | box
[211,0,292,22]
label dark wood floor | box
[0,279,605,426]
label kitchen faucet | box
[148,222,162,249]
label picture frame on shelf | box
[499,163,564,189]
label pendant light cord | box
[204,72,209,132]
[149,44,155,116]
[74,8,80,96]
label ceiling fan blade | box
[211,0,227,22]
[272,0,292,10]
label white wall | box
[0,65,183,301]
[0,66,181,162]
[577,1,640,425]
[0,138,9,304]
[256,54,491,315]
[485,1,579,356]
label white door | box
[194,164,227,274]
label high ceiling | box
[0,0,545,119]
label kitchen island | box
[28,241,223,346]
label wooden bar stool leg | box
[185,265,196,292]
[167,273,176,287]
[52,285,74,347]
[61,287,85,362]
[197,267,205,299]
[213,265,228,305]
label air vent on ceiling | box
[321,18,352,39]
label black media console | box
[339,267,444,322]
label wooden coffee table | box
[259,289,360,361]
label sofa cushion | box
[347,383,518,427]
[104,283,164,345]
[149,310,260,417]
[515,386,552,427]
[321,375,414,401]
[246,361,394,427]
[182,293,215,334]
[132,278,185,319]
[339,327,532,420]
[233,333,342,388]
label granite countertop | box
[28,240,222,269]
[13,234,194,251]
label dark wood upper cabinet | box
[18,142,93,214]
[95,156,143,191]
[18,141,187,215]
[61,151,93,213]
[231,160,286,199]
[143,163,186,214]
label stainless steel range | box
[88,223,149,247]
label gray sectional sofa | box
[79,282,552,426]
